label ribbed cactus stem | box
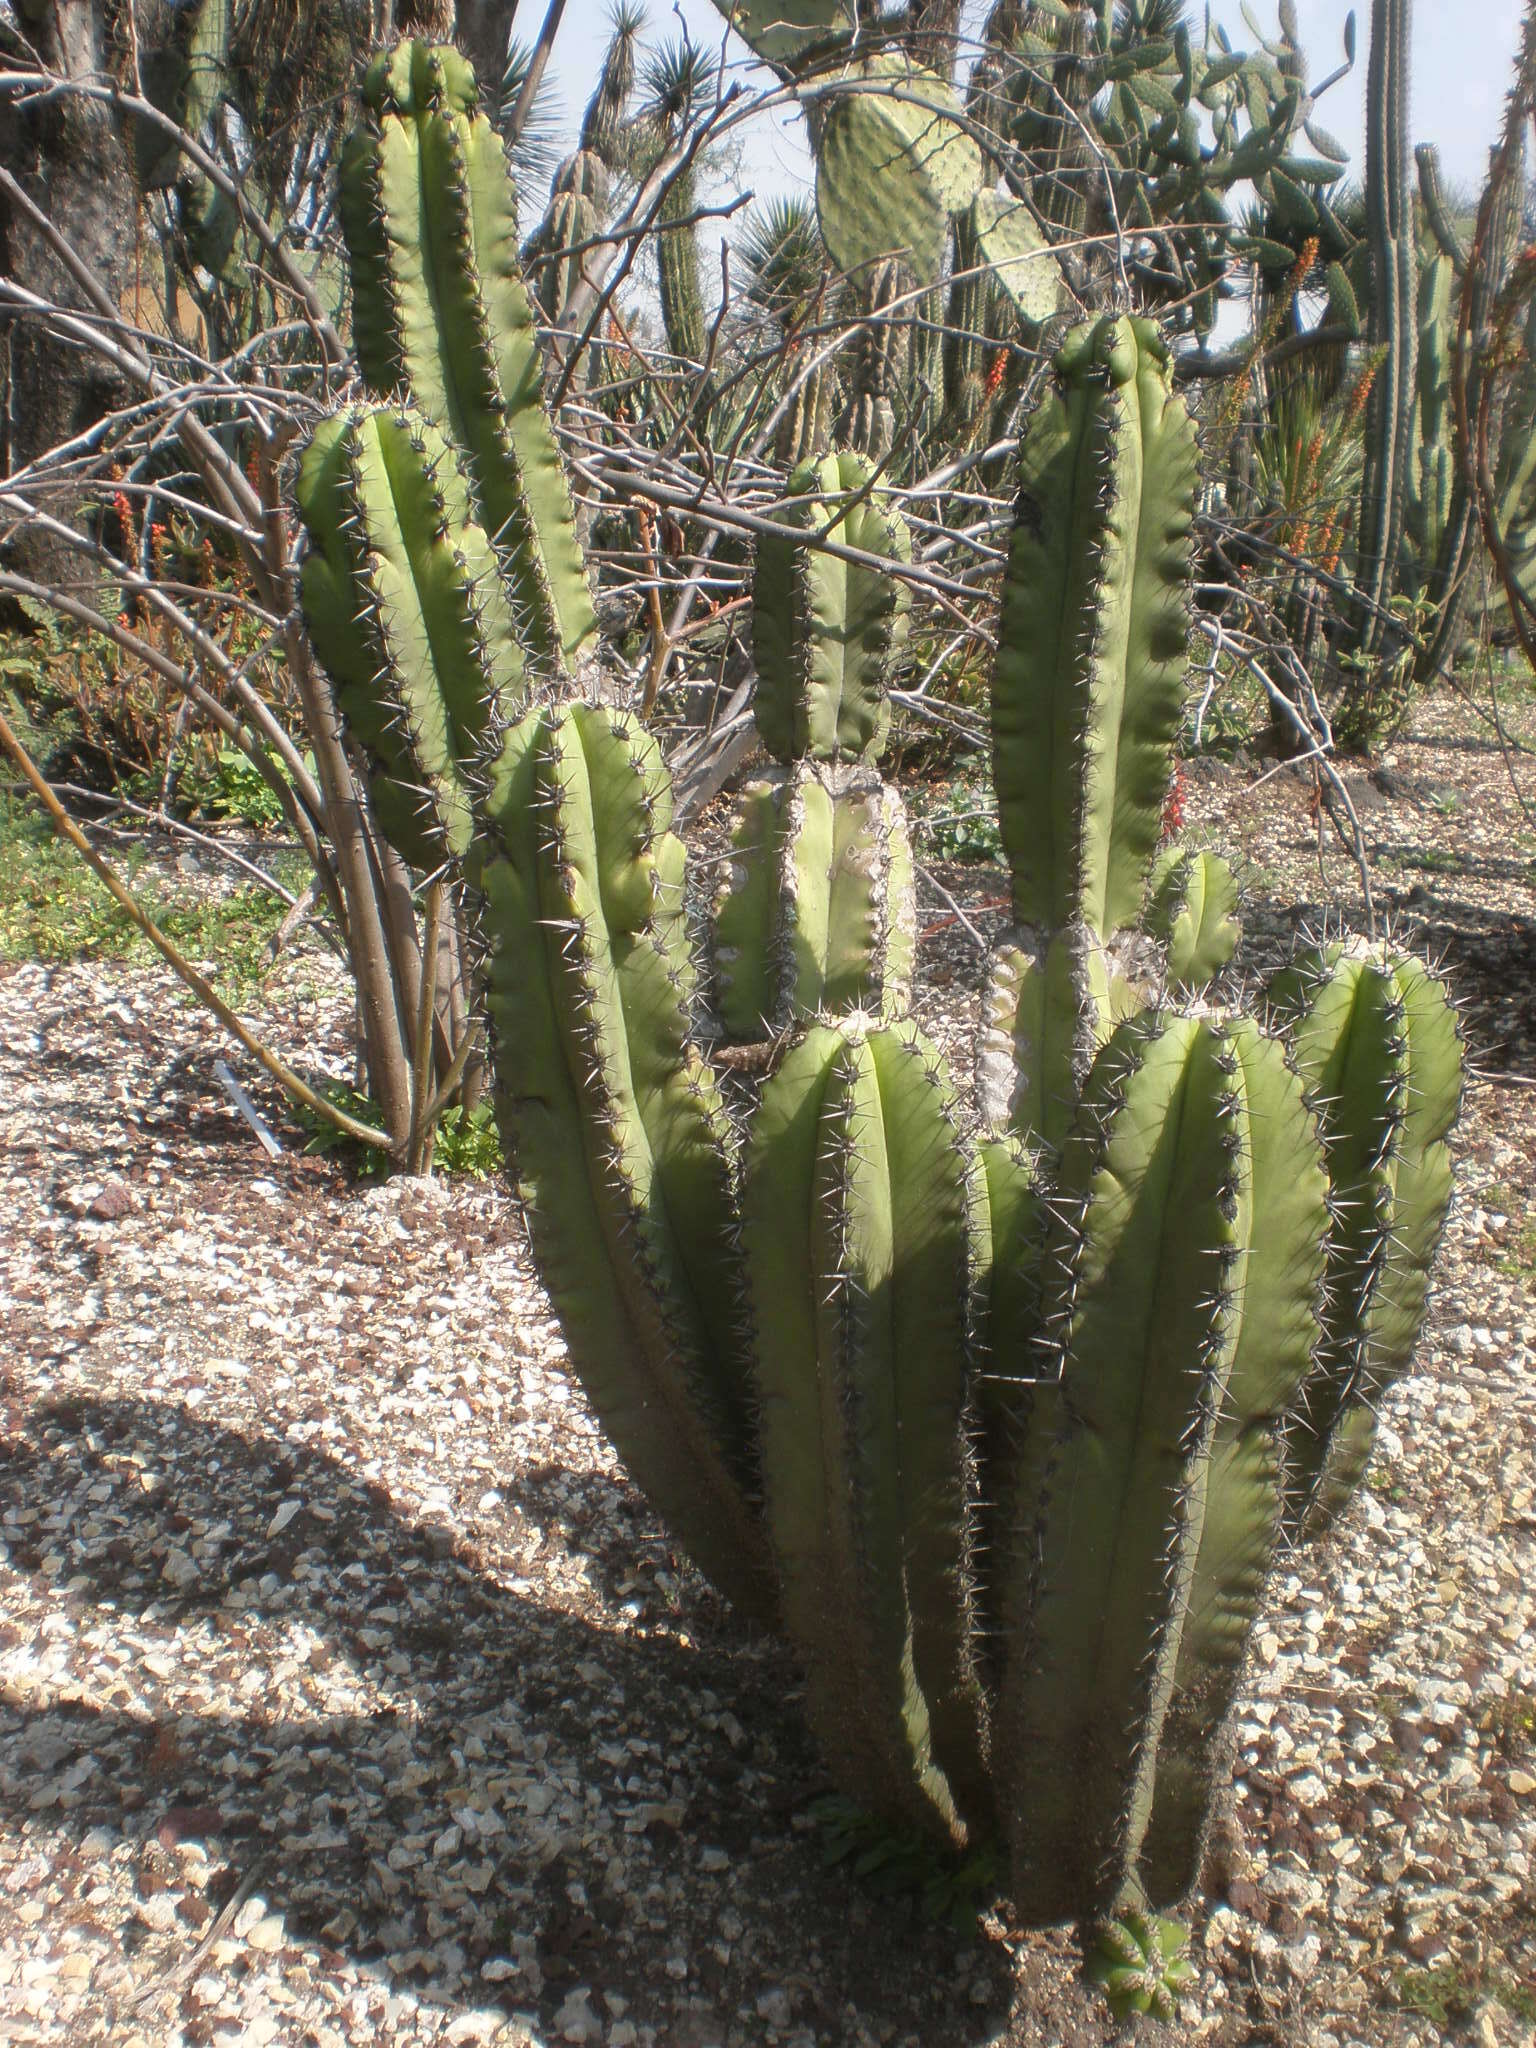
[1143,847,1241,992]
[473,701,774,1622]
[715,766,915,1037]
[338,41,597,676]
[657,161,709,370]
[743,1019,990,1842]
[1268,939,1461,1540]
[296,402,526,867]
[751,452,911,766]
[716,453,915,1035]
[1135,1023,1329,1903]
[992,315,1197,938]
[996,1014,1259,1920]
[1354,0,1417,662]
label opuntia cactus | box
[299,40,1463,1983]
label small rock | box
[555,1988,600,2043]
[756,1987,795,2029]
[608,2026,637,2048]
[444,2014,508,2045]
[244,1914,286,1954]
[480,1957,519,1982]
[699,1847,730,1873]
[88,1178,134,1221]
[160,1547,199,1592]
[1508,1769,1536,1797]
[267,1500,302,1538]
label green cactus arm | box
[742,1020,988,1843]
[976,926,1111,1152]
[1354,0,1417,662]
[996,1014,1250,1921]
[1367,952,1461,1364]
[657,162,709,370]
[341,42,597,674]
[713,778,791,1042]
[295,404,526,866]
[715,769,916,1036]
[1272,944,1460,1531]
[1143,846,1241,990]
[992,315,1197,936]
[296,414,385,703]
[1266,941,1409,1536]
[339,127,406,396]
[565,703,753,1393]
[1136,1022,1329,1905]
[752,452,910,765]
[473,702,772,1621]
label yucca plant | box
[298,39,1462,2005]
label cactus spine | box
[302,45,1463,1967]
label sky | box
[533,0,1530,204]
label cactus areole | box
[299,38,1463,1943]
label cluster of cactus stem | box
[298,37,1463,1971]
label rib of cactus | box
[337,40,597,677]
[993,314,1197,939]
[1354,0,1416,664]
[1266,937,1462,1540]
[752,449,911,763]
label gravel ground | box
[0,687,1533,2048]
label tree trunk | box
[0,1,139,588]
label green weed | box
[294,1083,503,1182]
[810,1794,1002,1931]
[1395,1959,1536,2029]
[0,796,295,996]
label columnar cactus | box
[300,38,1463,1966]
[1355,0,1417,664]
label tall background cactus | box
[294,35,1463,1999]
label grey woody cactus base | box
[294,39,1463,2009]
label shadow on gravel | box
[0,1398,1047,2046]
